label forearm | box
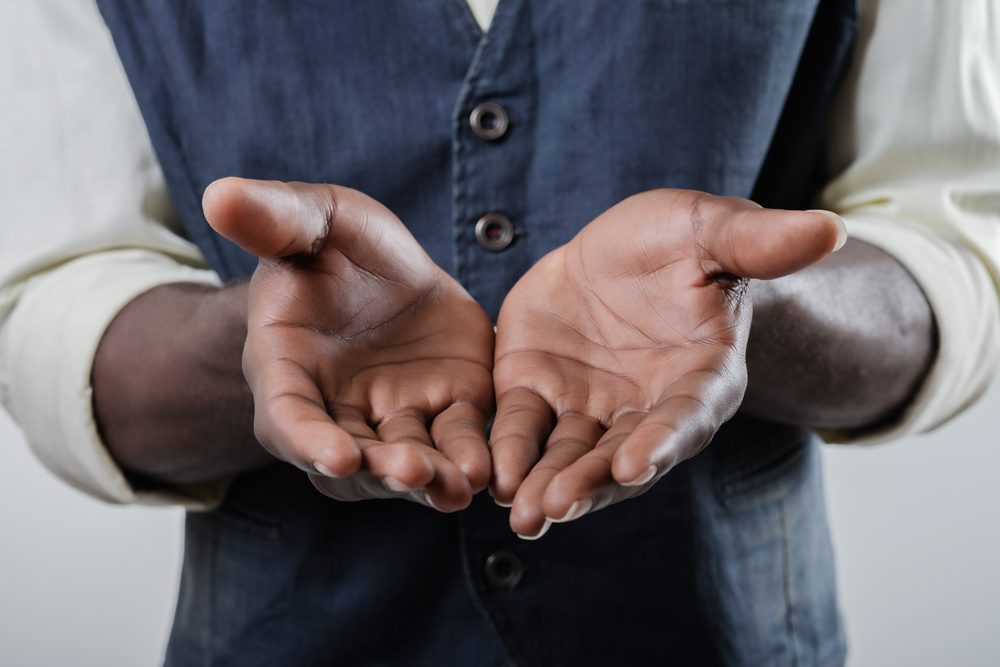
[92,281,273,485]
[741,239,937,432]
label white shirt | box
[1,0,998,506]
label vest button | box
[475,213,515,251]
[484,550,525,590]
[469,102,509,141]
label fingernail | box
[550,498,593,523]
[313,461,335,477]
[517,519,552,541]
[423,492,441,512]
[807,209,848,252]
[488,487,513,508]
[622,465,657,487]
[383,476,412,492]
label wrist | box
[739,240,936,431]
[94,280,270,485]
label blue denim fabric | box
[97,1,856,664]
[163,422,842,666]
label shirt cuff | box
[817,212,1000,445]
[1,249,229,508]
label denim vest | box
[99,2,856,665]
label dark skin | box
[743,238,935,430]
[487,190,932,537]
[93,180,935,533]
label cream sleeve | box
[817,0,1000,443]
[0,0,226,507]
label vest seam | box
[781,497,801,667]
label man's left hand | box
[488,189,845,539]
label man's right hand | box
[203,178,495,512]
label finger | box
[254,392,361,477]
[430,402,491,493]
[364,444,472,512]
[541,411,647,523]
[698,198,847,280]
[360,442,436,493]
[488,388,555,505]
[308,455,435,507]
[309,470,404,503]
[509,413,604,540]
[330,405,380,441]
[311,455,471,512]
[375,411,463,505]
[338,406,474,510]
[250,359,362,476]
[376,409,434,447]
[203,177,338,258]
[305,418,443,509]
[260,398,361,476]
[420,448,476,512]
[609,392,723,488]
[329,406,417,491]
[202,177,438,286]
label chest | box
[99,0,853,316]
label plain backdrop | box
[0,379,998,666]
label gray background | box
[1,381,997,666]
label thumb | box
[698,202,848,280]
[203,177,346,259]
[202,176,440,286]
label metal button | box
[475,213,515,252]
[470,102,509,141]
[484,550,524,590]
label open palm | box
[489,190,844,537]
[204,178,494,512]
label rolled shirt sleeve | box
[1,252,225,506]
[817,0,1000,443]
[0,0,228,506]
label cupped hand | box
[488,189,845,537]
[203,178,495,511]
